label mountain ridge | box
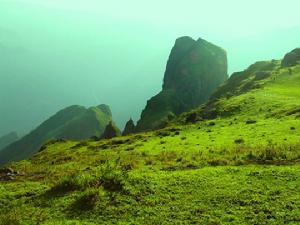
[0,104,114,165]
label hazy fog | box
[1,0,300,136]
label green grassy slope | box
[0,59,300,224]
[0,104,112,165]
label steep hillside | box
[0,50,300,224]
[0,132,18,151]
[0,104,113,165]
[136,36,227,132]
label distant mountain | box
[0,132,18,151]
[0,104,112,165]
[136,36,228,131]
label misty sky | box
[0,0,300,137]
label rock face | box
[0,132,18,151]
[0,167,19,181]
[282,48,300,67]
[0,104,113,165]
[122,118,136,135]
[136,36,228,131]
[100,121,121,139]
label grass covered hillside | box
[0,104,113,165]
[0,56,300,224]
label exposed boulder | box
[136,36,228,131]
[101,121,121,139]
[122,118,136,135]
[0,167,18,181]
[282,48,300,67]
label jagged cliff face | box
[122,119,135,135]
[0,104,113,165]
[163,37,228,108]
[136,36,228,132]
[100,121,121,139]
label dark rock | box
[122,118,136,135]
[100,121,121,139]
[0,167,17,181]
[246,120,257,124]
[136,36,228,131]
[254,71,271,80]
[282,48,300,67]
[0,167,14,174]
[185,112,200,123]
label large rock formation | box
[0,104,113,165]
[100,121,121,139]
[136,36,228,131]
[0,132,18,151]
[282,48,300,67]
[122,118,136,135]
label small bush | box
[246,120,257,124]
[72,189,99,211]
[157,151,178,162]
[0,211,21,225]
[234,138,245,144]
[98,161,128,192]
[99,171,125,192]
[185,112,199,123]
[145,158,153,165]
[208,121,216,126]
[246,151,256,160]
[50,173,92,194]
[125,146,134,151]
[155,130,171,137]
[208,159,228,166]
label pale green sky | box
[0,0,300,136]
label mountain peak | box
[136,36,228,131]
[0,104,114,165]
[100,121,121,139]
[122,118,136,135]
[96,104,112,116]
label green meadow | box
[1,63,300,224]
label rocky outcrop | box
[282,48,300,67]
[0,132,18,151]
[136,36,228,131]
[0,104,113,165]
[100,121,121,139]
[122,118,135,135]
[0,167,19,181]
